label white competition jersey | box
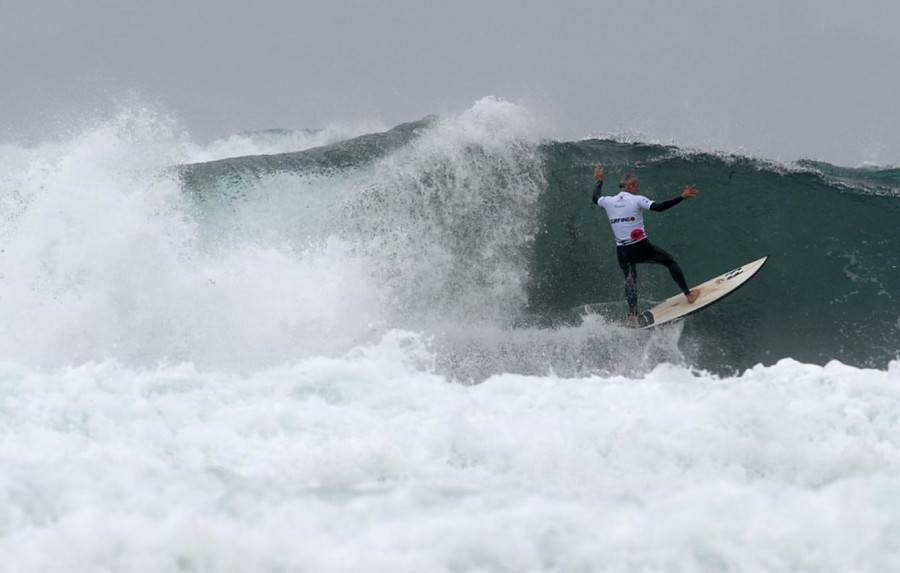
[596,192,655,245]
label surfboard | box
[637,256,768,329]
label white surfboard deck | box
[638,256,768,329]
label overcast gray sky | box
[2,0,898,166]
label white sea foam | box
[1,332,899,571]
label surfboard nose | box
[640,256,768,329]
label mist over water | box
[2,99,900,571]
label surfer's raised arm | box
[592,167,605,204]
[649,184,699,212]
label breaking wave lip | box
[187,122,390,163]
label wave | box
[176,102,900,375]
[1,99,897,376]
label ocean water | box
[1,99,899,571]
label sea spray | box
[345,97,547,326]
[0,110,387,371]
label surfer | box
[592,167,700,326]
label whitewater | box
[2,99,899,572]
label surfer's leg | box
[624,268,638,315]
[617,247,640,316]
[643,242,695,298]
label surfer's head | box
[619,174,640,194]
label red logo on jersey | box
[630,229,646,241]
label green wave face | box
[537,140,899,370]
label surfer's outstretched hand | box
[681,185,699,199]
[594,167,604,182]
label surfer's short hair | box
[619,174,639,189]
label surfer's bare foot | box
[625,315,639,327]
[686,289,700,304]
